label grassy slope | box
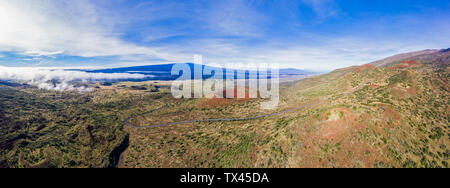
[122,58,448,168]
[0,53,448,168]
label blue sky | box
[0,0,449,71]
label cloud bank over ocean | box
[0,66,147,91]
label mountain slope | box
[0,49,448,168]
[370,49,440,67]
[121,50,449,168]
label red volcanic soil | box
[354,64,375,72]
[318,108,364,141]
[403,60,422,66]
[222,86,256,99]
[406,87,419,96]
[389,75,420,98]
[390,87,405,98]
[197,86,256,107]
[388,60,422,70]
[297,108,388,167]
[378,104,401,121]
[363,64,375,69]
[368,84,380,89]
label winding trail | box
[124,81,371,129]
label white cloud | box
[0,66,148,91]
[0,0,165,59]
[206,0,267,37]
[23,50,64,57]
[301,0,340,19]
[156,35,441,71]
[0,0,447,71]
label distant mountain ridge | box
[370,48,450,67]
[84,63,313,81]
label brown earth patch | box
[388,64,409,70]
[390,87,406,98]
[378,104,401,121]
[196,86,258,107]
[197,97,234,107]
[388,60,422,70]
[363,64,375,69]
[354,64,375,72]
[406,87,418,96]
[318,108,361,141]
[389,85,420,98]
[368,84,380,89]
[403,60,422,66]
[169,98,180,102]
[222,86,258,99]
[296,109,390,167]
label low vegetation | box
[0,51,448,168]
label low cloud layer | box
[0,66,148,92]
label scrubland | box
[0,53,448,168]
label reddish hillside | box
[197,86,257,107]
[370,49,438,67]
[388,60,422,70]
